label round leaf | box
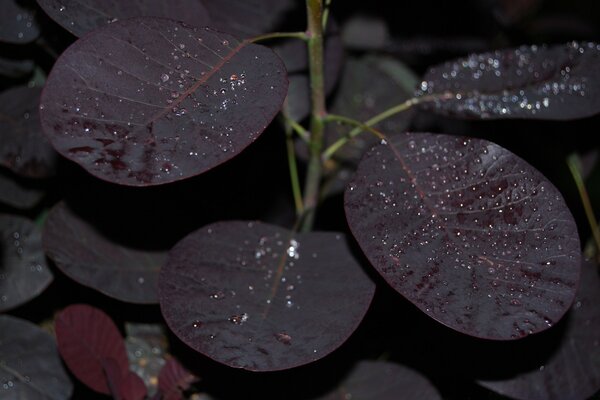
[40,17,288,186]
[0,214,53,312]
[344,133,581,340]
[43,201,165,303]
[0,86,58,178]
[416,42,600,120]
[0,315,73,400]
[478,260,600,400]
[158,221,375,371]
[314,361,441,400]
[0,1,40,44]
[36,0,211,37]
[55,304,129,394]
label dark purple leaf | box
[55,304,129,394]
[0,1,40,44]
[36,0,211,38]
[103,358,148,400]
[0,170,45,209]
[478,260,600,400]
[203,0,296,39]
[313,360,441,400]
[0,315,73,400]
[0,214,52,312]
[40,17,288,186]
[43,201,165,303]
[344,133,581,340]
[158,357,198,400]
[158,221,375,371]
[0,57,35,78]
[416,42,600,120]
[0,86,58,178]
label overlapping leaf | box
[314,361,442,400]
[40,17,288,186]
[345,133,581,340]
[0,315,73,400]
[0,86,58,178]
[36,0,211,37]
[0,0,40,44]
[158,357,198,400]
[159,221,375,371]
[43,201,166,303]
[478,260,600,400]
[0,215,53,312]
[55,304,129,394]
[416,42,600,120]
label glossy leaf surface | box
[55,304,129,394]
[0,1,40,44]
[478,260,600,400]
[345,133,581,340]
[0,86,58,178]
[159,221,375,371]
[40,17,288,186]
[0,315,73,400]
[37,0,211,38]
[416,42,600,120]
[314,361,441,400]
[43,201,165,303]
[0,215,52,312]
[203,0,296,38]
[158,357,198,400]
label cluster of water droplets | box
[416,41,599,119]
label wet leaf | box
[36,0,211,38]
[478,260,600,400]
[344,133,581,340]
[43,201,165,303]
[0,170,45,209]
[40,17,288,186]
[0,315,73,400]
[416,42,600,120]
[0,86,58,178]
[55,304,129,394]
[158,221,375,371]
[0,214,52,312]
[313,360,442,400]
[203,0,297,39]
[0,0,40,44]
[158,357,198,400]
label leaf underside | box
[345,132,581,340]
[40,17,288,186]
[417,42,600,120]
[158,221,375,371]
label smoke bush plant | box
[0,0,599,399]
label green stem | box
[301,0,326,232]
[284,119,305,216]
[286,117,310,143]
[322,0,333,29]
[324,113,387,142]
[248,31,308,43]
[567,154,600,260]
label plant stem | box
[324,113,387,141]
[283,119,305,216]
[284,116,310,142]
[567,154,600,260]
[301,0,326,232]
[322,0,333,29]
[248,31,308,43]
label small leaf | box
[55,304,129,394]
[103,358,148,400]
[0,214,53,312]
[43,201,165,303]
[0,86,58,178]
[40,17,288,186]
[478,259,600,400]
[0,0,40,44]
[158,221,375,371]
[313,361,442,400]
[158,357,198,400]
[0,170,45,209]
[203,0,297,38]
[345,133,581,340]
[36,0,211,38]
[0,315,73,400]
[416,42,600,120]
